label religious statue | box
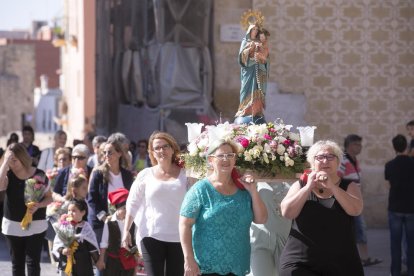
[235,10,270,125]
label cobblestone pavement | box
[0,228,392,275]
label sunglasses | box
[72,156,87,161]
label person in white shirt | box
[121,131,187,276]
[37,130,67,171]
[87,140,133,259]
[97,188,138,276]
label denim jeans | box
[354,214,367,244]
[388,211,414,276]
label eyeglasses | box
[210,153,237,160]
[314,154,337,162]
[153,144,171,152]
[72,156,86,161]
[102,151,114,156]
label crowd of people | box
[0,122,412,276]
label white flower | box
[263,143,272,153]
[244,151,252,162]
[197,137,209,150]
[188,142,199,156]
[278,136,287,143]
[284,153,295,167]
[252,145,263,159]
[289,132,300,141]
[276,144,285,155]
[262,153,269,164]
[247,124,268,137]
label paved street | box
[0,228,393,275]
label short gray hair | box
[306,140,343,169]
[92,135,107,148]
[72,143,90,157]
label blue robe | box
[235,25,269,123]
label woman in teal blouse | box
[179,140,267,276]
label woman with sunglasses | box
[179,139,267,276]
[87,140,133,259]
[52,144,92,202]
[279,140,364,276]
[122,131,188,276]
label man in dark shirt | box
[385,134,414,276]
[22,125,41,166]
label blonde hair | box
[65,173,88,200]
[148,131,180,166]
[97,140,129,184]
[8,143,32,169]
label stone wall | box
[213,0,414,227]
[0,44,35,136]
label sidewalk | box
[0,228,391,275]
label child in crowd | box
[64,169,89,202]
[96,188,138,276]
[406,120,414,156]
[53,199,99,276]
[46,170,89,265]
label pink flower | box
[264,134,272,140]
[269,140,278,149]
[34,183,44,190]
[288,146,297,158]
[283,139,292,147]
[238,137,250,148]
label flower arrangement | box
[53,214,79,275]
[46,201,68,223]
[21,174,49,230]
[184,120,307,178]
[46,167,59,191]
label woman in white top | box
[87,140,133,247]
[122,131,187,276]
[37,130,67,171]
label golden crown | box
[240,9,265,31]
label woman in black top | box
[0,143,52,276]
[280,140,364,276]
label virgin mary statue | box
[235,10,269,125]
